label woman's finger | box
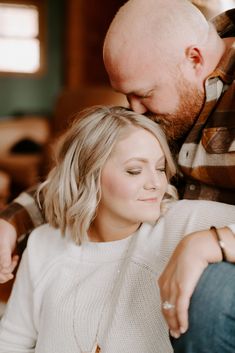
[161,282,181,337]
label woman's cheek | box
[101,173,136,200]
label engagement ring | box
[162,301,175,310]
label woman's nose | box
[144,175,160,190]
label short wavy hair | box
[39,105,178,244]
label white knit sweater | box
[0,200,235,353]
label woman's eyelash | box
[157,167,166,172]
[126,170,141,175]
[126,167,166,175]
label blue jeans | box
[171,262,235,353]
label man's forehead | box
[109,61,153,92]
[110,65,161,96]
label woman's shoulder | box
[28,224,66,251]
[25,224,68,273]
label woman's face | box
[97,126,168,229]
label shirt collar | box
[211,9,235,38]
[207,9,235,83]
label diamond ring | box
[162,301,175,310]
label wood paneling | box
[65,0,126,88]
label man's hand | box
[158,229,224,339]
[0,219,19,283]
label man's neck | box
[208,36,226,73]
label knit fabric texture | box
[1,200,235,353]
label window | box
[0,1,45,75]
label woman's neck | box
[88,217,141,243]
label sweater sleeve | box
[228,224,235,234]
[0,246,37,352]
[156,200,235,261]
[166,200,235,234]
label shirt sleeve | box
[0,246,37,352]
[0,185,45,241]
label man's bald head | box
[103,0,223,141]
[104,0,209,67]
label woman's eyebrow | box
[156,156,166,164]
[124,157,148,164]
[124,155,165,164]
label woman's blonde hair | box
[39,105,178,244]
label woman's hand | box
[158,228,225,338]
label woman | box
[0,106,234,353]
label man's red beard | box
[148,79,205,142]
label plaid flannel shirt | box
[179,9,235,204]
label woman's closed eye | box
[156,166,166,173]
[126,169,142,175]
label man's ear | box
[185,46,204,74]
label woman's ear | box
[185,46,204,75]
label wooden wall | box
[65,0,127,88]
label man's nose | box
[128,96,148,114]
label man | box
[0,0,235,351]
[103,0,235,203]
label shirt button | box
[189,184,196,191]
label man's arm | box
[0,185,45,283]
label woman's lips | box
[139,197,158,202]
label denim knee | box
[172,262,235,353]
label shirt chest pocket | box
[202,127,235,154]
